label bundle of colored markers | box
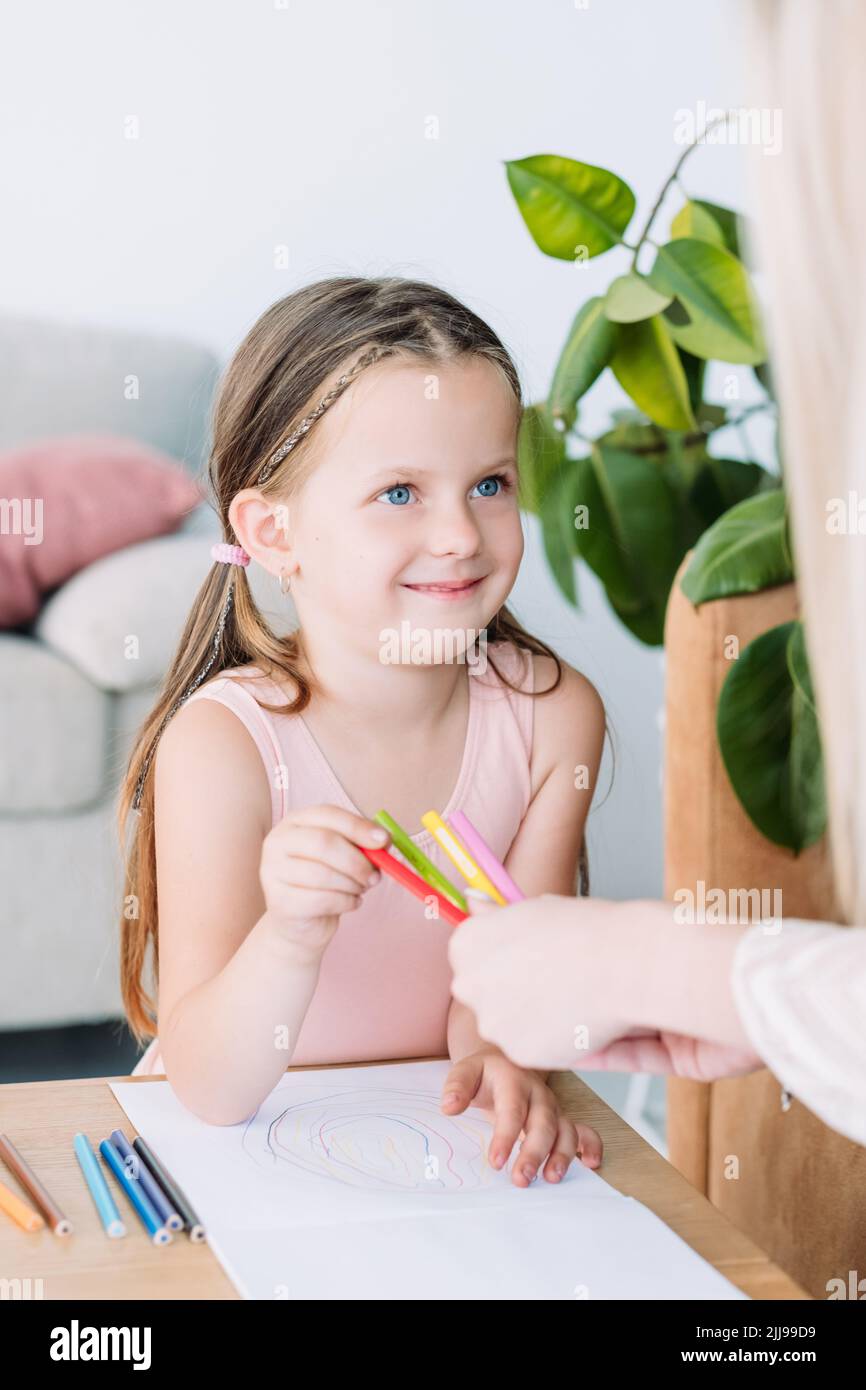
[0,1129,204,1245]
[360,808,525,927]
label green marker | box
[374,809,468,913]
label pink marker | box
[447,811,526,904]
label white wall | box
[0,0,766,899]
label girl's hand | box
[440,1046,602,1187]
[259,804,389,958]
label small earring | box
[279,570,292,595]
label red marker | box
[360,845,467,927]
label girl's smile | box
[401,575,487,601]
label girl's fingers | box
[287,804,390,847]
[273,826,381,890]
[272,852,378,898]
[488,1096,528,1172]
[510,1096,559,1187]
[440,1054,484,1115]
[267,880,363,917]
[574,1121,603,1169]
[540,1117,579,1183]
[287,806,391,859]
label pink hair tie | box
[210,542,251,567]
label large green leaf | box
[786,622,826,844]
[669,201,726,248]
[504,155,636,260]
[516,403,566,517]
[677,346,707,416]
[604,272,672,323]
[688,457,772,531]
[670,199,753,266]
[549,297,620,427]
[573,444,680,644]
[717,621,826,851]
[539,461,582,606]
[696,199,754,267]
[648,237,766,364]
[753,358,776,400]
[597,412,666,451]
[610,316,696,431]
[681,489,792,605]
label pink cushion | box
[0,434,204,627]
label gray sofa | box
[0,312,291,1034]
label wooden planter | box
[663,555,866,1299]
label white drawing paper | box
[110,1059,748,1300]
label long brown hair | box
[118,275,594,1046]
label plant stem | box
[704,400,775,436]
[583,401,774,459]
[630,111,734,270]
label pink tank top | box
[132,638,535,1074]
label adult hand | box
[449,891,763,1080]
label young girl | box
[120,275,607,1188]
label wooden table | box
[0,1059,810,1300]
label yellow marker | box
[0,1176,45,1233]
[421,811,507,906]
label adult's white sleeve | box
[730,919,866,1145]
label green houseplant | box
[506,121,825,854]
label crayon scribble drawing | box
[241,1086,498,1191]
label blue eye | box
[375,473,513,506]
[380,484,413,506]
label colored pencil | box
[0,1133,72,1236]
[0,1175,44,1232]
[420,811,507,906]
[448,810,525,903]
[110,1129,183,1231]
[133,1136,206,1242]
[360,845,466,926]
[98,1138,171,1245]
[373,809,467,911]
[73,1133,126,1238]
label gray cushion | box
[0,634,108,812]
[0,797,126,1025]
[34,531,221,691]
[0,313,221,478]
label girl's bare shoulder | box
[529,651,606,790]
[153,668,274,836]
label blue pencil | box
[73,1133,126,1238]
[110,1129,183,1231]
[99,1138,172,1245]
[133,1136,206,1243]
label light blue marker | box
[99,1138,172,1245]
[73,1133,126,1238]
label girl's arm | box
[447,657,606,1069]
[151,699,328,1125]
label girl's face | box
[283,356,524,661]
